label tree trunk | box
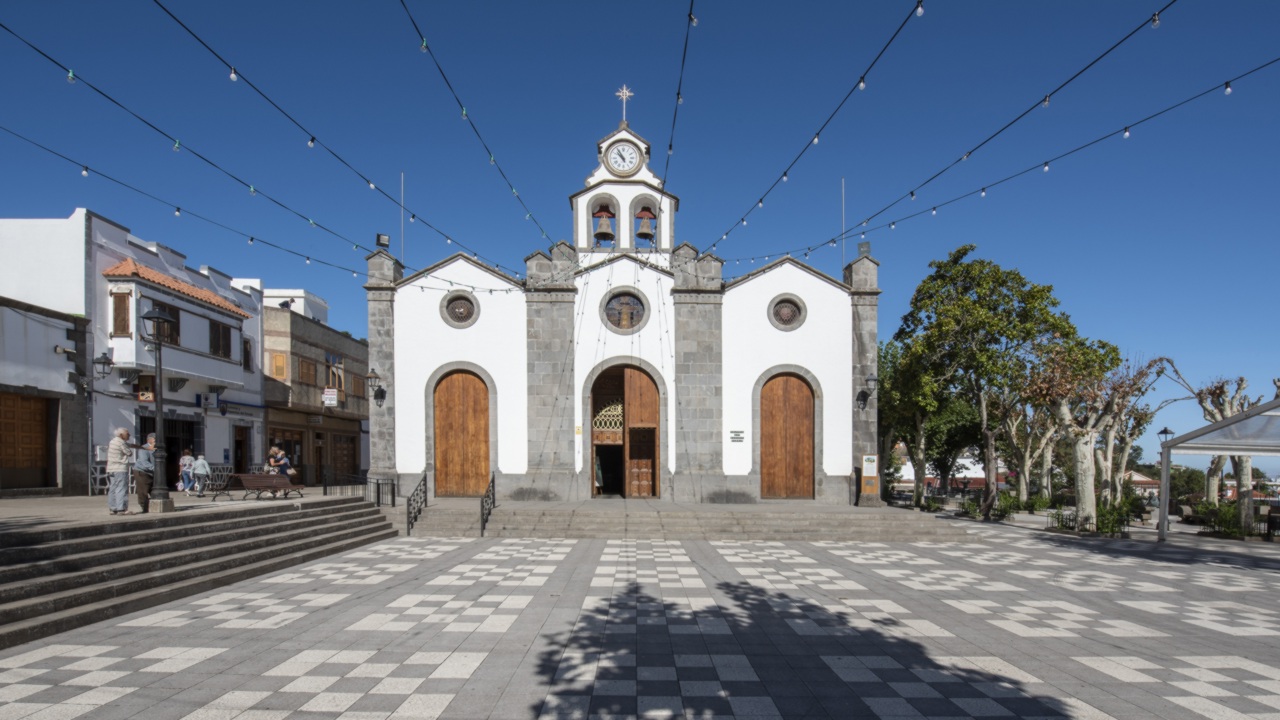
[980,427,998,519]
[1206,455,1225,505]
[1232,455,1253,534]
[1038,444,1053,499]
[908,414,927,507]
[1073,435,1098,528]
[1094,447,1111,508]
[1097,424,1117,507]
[1115,435,1134,504]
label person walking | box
[133,433,156,514]
[191,453,212,497]
[106,427,132,515]
[178,448,195,495]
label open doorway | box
[589,366,659,498]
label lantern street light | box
[1157,427,1174,445]
[92,351,115,379]
[1156,426,1175,542]
[367,369,386,409]
[141,307,176,511]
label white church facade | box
[365,121,880,504]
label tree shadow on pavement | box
[531,579,1076,719]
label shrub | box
[994,492,1021,520]
[1024,495,1051,513]
[922,496,944,513]
[1095,503,1129,535]
[960,498,981,517]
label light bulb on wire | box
[1043,162,1050,173]
[307,137,315,148]
[1151,12,1160,28]
[174,207,181,217]
[857,76,866,91]
[915,1,924,17]
[1224,81,1232,96]
[931,207,937,216]
[249,185,256,196]
[812,134,819,145]
[409,214,416,223]
[1042,95,1050,108]
[910,191,916,201]
[305,257,311,265]
[420,37,428,53]
[247,237,254,245]
[890,222,896,230]
[782,172,788,183]
[677,93,683,105]
[81,166,88,177]
[981,188,987,198]
[172,139,180,152]
[229,67,237,82]
[368,180,375,190]
[1123,127,1130,139]
[757,199,764,208]
[689,12,697,26]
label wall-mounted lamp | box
[367,369,386,408]
[92,352,115,379]
[53,344,76,356]
[857,375,879,411]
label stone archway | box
[588,365,660,498]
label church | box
[364,115,880,505]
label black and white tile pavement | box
[5,527,1280,718]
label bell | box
[594,216,615,242]
[636,217,654,241]
[635,206,656,241]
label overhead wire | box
[149,0,527,280]
[661,0,697,184]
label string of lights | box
[148,0,529,281]
[709,54,1280,275]
[0,21,386,256]
[710,0,924,253]
[661,0,698,184]
[853,0,1181,232]
[396,0,552,248]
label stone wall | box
[523,243,577,498]
[845,255,881,506]
[671,245,725,502]
[364,250,402,489]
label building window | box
[600,287,650,335]
[269,352,287,379]
[767,294,807,332]
[299,358,317,385]
[209,320,233,359]
[439,291,480,329]
[350,373,366,398]
[326,353,346,401]
[151,301,181,345]
[111,292,131,337]
[242,338,252,371]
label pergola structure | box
[1158,396,1280,541]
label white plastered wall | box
[722,262,853,477]
[393,259,528,474]
[573,258,677,473]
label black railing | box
[406,475,427,534]
[367,478,397,507]
[322,468,369,496]
[480,472,496,537]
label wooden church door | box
[434,371,489,496]
[760,373,814,498]
[623,367,659,497]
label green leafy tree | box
[895,245,1073,519]
[878,340,943,505]
[924,399,981,495]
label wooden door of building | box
[0,393,53,488]
[434,370,489,496]
[760,373,814,498]
[590,366,660,498]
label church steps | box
[0,497,396,650]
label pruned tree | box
[1001,397,1058,503]
[895,245,1074,519]
[1093,358,1171,507]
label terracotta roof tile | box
[103,258,251,319]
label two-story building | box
[0,209,266,488]
[255,288,369,484]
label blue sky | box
[2,1,1277,473]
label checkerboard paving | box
[341,538,473,561]
[939,549,1065,566]
[426,562,556,586]
[173,648,483,717]
[876,567,1025,592]
[1139,568,1269,593]
[591,563,705,589]
[786,597,953,638]
[571,593,732,636]
[599,539,690,563]
[813,542,940,565]
[711,540,817,564]
[472,538,577,562]
[944,598,1167,638]
[1075,655,1280,719]
[1117,599,1280,637]
[0,644,225,716]
[1009,568,1176,593]
[345,592,533,633]
[117,590,348,629]
[261,561,417,585]
[732,565,866,591]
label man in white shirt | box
[106,428,132,515]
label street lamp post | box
[141,307,176,513]
[1157,426,1175,541]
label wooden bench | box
[235,474,305,500]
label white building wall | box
[0,211,89,316]
[0,307,79,394]
[573,259,677,473]
[722,263,854,477]
[393,260,528,475]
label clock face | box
[607,143,640,174]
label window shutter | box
[112,294,130,336]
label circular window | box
[600,287,651,335]
[767,294,807,332]
[439,291,480,329]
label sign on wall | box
[862,454,879,478]
[322,388,338,407]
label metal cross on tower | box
[616,85,634,121]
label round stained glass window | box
[447,297,475,323]
[768,294,807,331]
[605,293,646,331]
[440,291,480,328]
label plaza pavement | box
[2,517,1279,719]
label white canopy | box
[1158,396,1280,540]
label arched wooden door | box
[760,373,814,498]
[589,366,659,498]
[434,371,489,496]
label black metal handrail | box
[323,469,368,496]
[406,475,427,534]
[480,472,496,537]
